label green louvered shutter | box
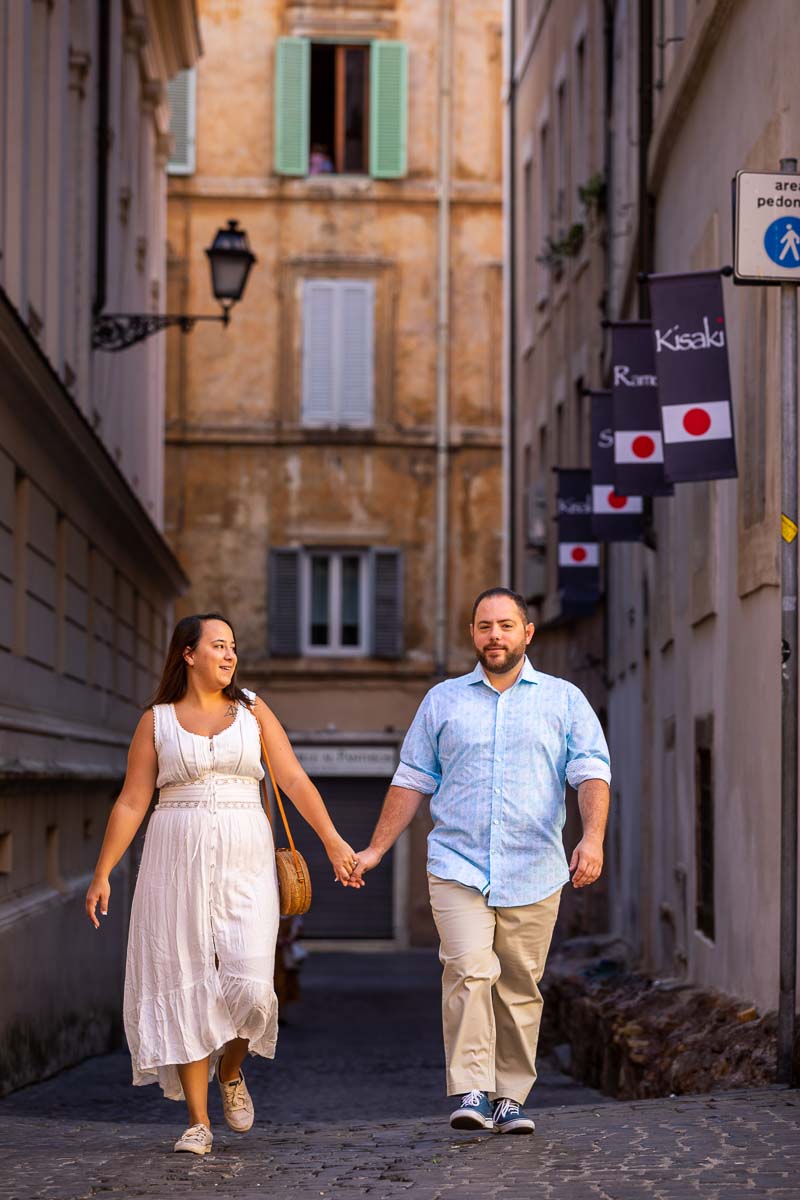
[274,38,310,176]
[369,42,408,179]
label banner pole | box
[778,155,799,1087]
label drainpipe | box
[434,0,453,677]
[503,0,517,590]
[637,0,654,316]
[638,0,656,549]
[93,0,111,317]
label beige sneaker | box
[173,1123,213,1155]
[217,1068,255,1132]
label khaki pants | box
[428,874,561,1105]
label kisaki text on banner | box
[555,467,600,616]
[648,270,738,482]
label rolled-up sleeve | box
[565,686,611,788]
[392,693,442,795]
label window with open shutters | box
[274,38,407,179]
[268,547,403,659]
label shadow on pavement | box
[0,949,607,1128]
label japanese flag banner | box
[590,390,645,541]
[647,270,738,482]
[611,322,673,496]
[556,468,600,616]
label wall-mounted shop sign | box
[293,745,397,777]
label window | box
[0,832,11,874]
[694,716,714,940]
[167,69,197,175]
[537,122,550,302]
[522,154,534,324]
[275,38,407,179]
[573,36,587,211]
[302,550,367,654]
[302,279,375,427]
[555,80,567,224]
[310,44,369,174]
[268,547,404,659]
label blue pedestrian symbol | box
[764,216,800,268]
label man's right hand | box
[351,846,382,884]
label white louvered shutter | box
[302,280,375,427]
[338,281,374,427]
[301,281,337,425]
[167,69,197,175]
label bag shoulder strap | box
[248,704,304,876]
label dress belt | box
[156,774,262,811]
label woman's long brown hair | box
[148,612,254,708]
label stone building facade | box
[0,0,198,1091]
[507,0,800,1017]
[165,0,504,944]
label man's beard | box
[476,640,527,676]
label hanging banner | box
[648,270,738,481]
[590,390,645,541]
[611,322,673,497]
[556,468,599,615]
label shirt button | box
[494,788,500,794]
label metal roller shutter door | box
[287,776,394,939]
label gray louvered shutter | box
[269,549,300,656]
[339,280,375,427]
[370,548,403,658]
[167,69,197,175]
[302,281,337,425]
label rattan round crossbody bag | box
[253,718,312,917]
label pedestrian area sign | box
[735,170,800,282]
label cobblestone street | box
[1,951,798,1200]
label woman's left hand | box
[325,836,364,888]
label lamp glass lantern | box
[205,219,256,320]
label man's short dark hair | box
[471,587,529,625]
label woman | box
[85,612,360,1156]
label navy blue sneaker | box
[449,1089,494,1131]
[492,1098,535,1134]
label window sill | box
[301,648,368,659]
[261,656,411,675]
[298,425,377,440]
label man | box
[353,587,611,1135]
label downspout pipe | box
[434,0,453,677]
[637,0,657,547]
[93,0,111,317]
[637,0,655,315]
[504,0,517,589]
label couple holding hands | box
[86,587,610,1154]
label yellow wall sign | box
[782,514,798,544]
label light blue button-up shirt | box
[391,657,611,907]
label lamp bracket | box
[92,310,229,352]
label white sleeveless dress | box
[123,691,280,1101]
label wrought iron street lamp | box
[92,220,256,352]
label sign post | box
[737,161,800,1084]
[778,159,799,1087]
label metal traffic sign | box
[734,169,800,282]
